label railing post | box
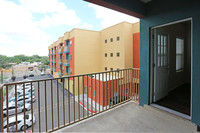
[0,84,3,132]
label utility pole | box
[1,70,3,84]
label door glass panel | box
[158,46,160,55]
[157,35,168,67]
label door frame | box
[149,18,193,117]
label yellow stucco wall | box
[48,22,140,95]
[73,29,101,75]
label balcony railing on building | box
[0,68,139,132]
[64,72,69,76]
[58,47,63,54]
[53,68,56,72]
[64,46,70,53]
[58,59,63,65]
[53,59,56,63]
[53,51,56,55]
[58,70,63,76]
[64,59,69,66]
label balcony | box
[58,59,62,65]
[50,68,53,71]
[53,51,56,55]
[64,59,69,66]
[53,59,56,63]
[64,72,69,76]
[0,68,196,132]
[53,68,56,72]
[61,101,196,132]
[58,47,63,54]
[58,70,63,76]
[64,46,70,53]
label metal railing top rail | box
[3,68,140,86]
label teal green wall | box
[140,0,200,126]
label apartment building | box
[48,22,140,98]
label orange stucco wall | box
[133,32,140,68]
[69,38,74,76]
[84,76,135,107]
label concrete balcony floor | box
[60,101,197,132]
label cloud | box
[0,0,50,56]
[19,0,66,13]
[88,3,139,29]
[19,0,80,29]
[79,22,94,29]
[37,10,80,28]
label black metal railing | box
[0,68,140,132]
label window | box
[66,40,69,46]
[25,115,29,119]
[110,68,113,71]
[70,40,72,46]
[110,38,113,42]
[105,53,107,57]
[105,67,107,71]
[110,53,113,57]
[105,39,107,43]
[117,36,120,41]
[66,66,68,73]
[116,52,120,57]
[176,38,184,71]
[157,35,167,67]
[70,55,72,61]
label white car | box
[41,72,45,76]
[17,85,35,91]
[14,86,35,95]
[9,95,35,106]
[3,102,31,118]
[20,83,32,87]
[3,114,35,131]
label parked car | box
[23,74,28,79]
[3,102,31,118]
[9,95,35,105]
[9,92,35,103]
[16,89,34,95]
[3,114,35,131]
[29,72,34,77]
[41,72,45,76]
[17,85,35,92]
[16,90,35,96]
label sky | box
[0,0,139,57]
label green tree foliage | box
[0,54,49,69]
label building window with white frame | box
[176,38,184,71]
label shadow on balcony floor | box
[59,101,196,132]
